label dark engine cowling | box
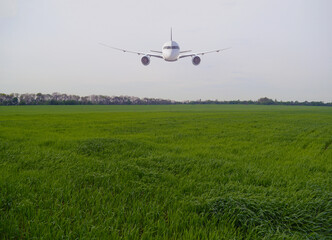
[192,55,201,66]
[141,55,150,66]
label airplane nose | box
[162,50,171,59]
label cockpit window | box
[163,46,179,49]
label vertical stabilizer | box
[171,27,172,41]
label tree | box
[257,97,274,105]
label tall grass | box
[0,105,331,239]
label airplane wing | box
[179,47,231,59]
[99,43,163,58]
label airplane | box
[99,28,230,66]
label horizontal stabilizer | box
[180,50,192,54]
[99,43,163,58]
[179,47,231,59]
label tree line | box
[0,93,331,106]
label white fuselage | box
[162,41,180,61]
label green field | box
[0,105,331,239]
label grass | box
[0,105,331,239]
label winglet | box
[170,27,172,41]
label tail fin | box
[170,27,172,41]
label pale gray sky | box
[1,0,331,101]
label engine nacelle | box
[141,55,150,66]
[192,55,201,66]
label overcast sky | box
[1,0,331,101]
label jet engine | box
[141,55,150,66]
[192,55,201,66]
